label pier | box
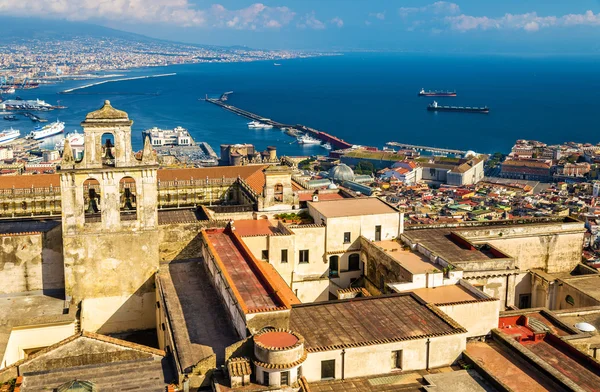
[386,142,467,157]
[60,73,176,94]
[205,94,353,149]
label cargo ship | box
[418,88,457,97]
[427,101,489,114]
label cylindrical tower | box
[253,329,306,387]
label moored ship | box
[297,134,321,145]
[0,128,20,144]
[427,101,489,114]
[418,88,457,97]
[248,120,273,129]
[142,126,195,147]
[27,120,65,140]
[55,131,85,151]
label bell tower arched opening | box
[83,178,101,223]
[119,177,137,221]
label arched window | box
[101,133,115,167]
[83,178,101,223]
[119,177,137,221]
[566,295,575,306]
[329,255,339,278]
[274,183,284,202]
[348,254,360,271]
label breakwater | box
[60,73,176,94]
[205,94,353,149]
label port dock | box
[205,94,353,149]
[386,142,467,157]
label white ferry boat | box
[321,142,332,150]
[297,134,321,145]
[248,121,273,129]
[142,126,194,147]
[2,88,15,94]
[0,128,20,145]
[28,120,65,140]
[55,131,85,151]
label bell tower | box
[60,100,159,334]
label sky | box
[2,0,600,52]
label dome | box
[465,150,478,158]
[575,322,596,332]
[328,183,338,190]
[328,164,355,182]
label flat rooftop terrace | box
[205,230,280,311]
[374,240,438,274]
[308,197,397,218]
[409,285,485,305]
[233,219,280,236]
[157,260,238,367]
[466,341,567,392]
[558,275,600,302]
[402,229,506,263]
[0,293,73,364]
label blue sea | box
[6,53,600,156]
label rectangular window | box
[264,371,270,386]
[281,371,289,386]
[321,359,335,380]
[392,350,403,370]
[281,249,288,263]
[375,225,382,241]
[261,250,269,261]
[299,249,309,263]
[343,232,351,244]
[519,294,531,309]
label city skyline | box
[2,1,600,52]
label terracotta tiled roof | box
[0,174,60,189]
[157,165,267,194]
[227,357,252,377]
[290,294,466,352]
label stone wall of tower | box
[60,100,159,334]
[260,166,297,211]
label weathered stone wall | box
[301,333,466,382]
[158,221,227,264]
[459,221,585,273]
[0,224,64,295]
[64,230,159,333]
[555,278,600,310]
[436,300,499,338]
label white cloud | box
[0,0,296,30]
[399,2,459,17]
[370,12,386,21]
[330,17,344,28]
[298,12,326,30]
[444,11,600,32]
[210,3,295,30]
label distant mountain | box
[0,16,177,45]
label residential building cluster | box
[500,139,600,182]
[0,36,323,82]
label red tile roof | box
[157,165,268,194]
[0,173,60,189]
